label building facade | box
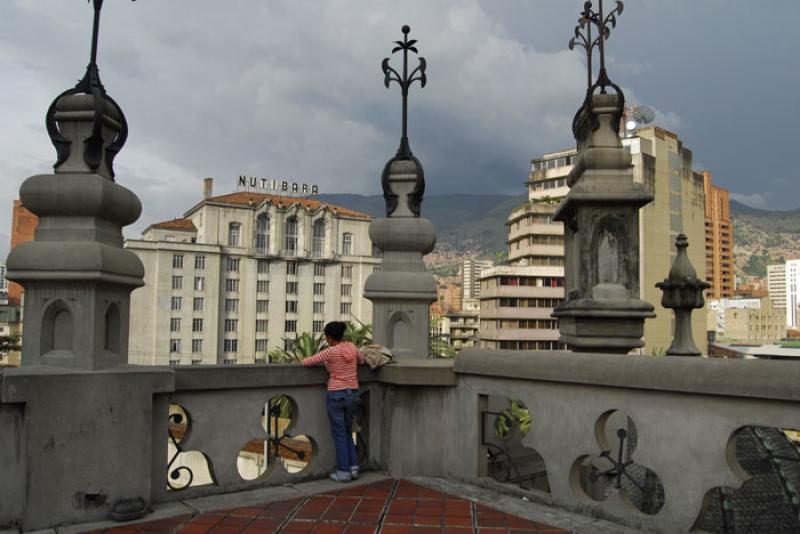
[479,127,706,354]
[462,259,493,301]
[8,200,38,306]
[786,259,800,328]
[707,297,785,343]
[768,263,787,309]
[0,263,7,305]
[702,171,734,299]
[126,180,380,366]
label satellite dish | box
[637,105,656,124]
[625,120,638,131]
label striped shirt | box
[303,342,365,391]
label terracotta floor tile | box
[444,517,471,527]
[379,527,412,534]
[178,524,213,534]
[207,526,244,534]
[343,526,376,534]
[248,518,281,529]
[312,524,347,534]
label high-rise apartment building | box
[480,127,707,354]
[707,297,785,342]
[126,180,380,366]
[8,200,38,306]
[702,171,734,299]
[768,264,787,309]
[462,259,493,300]
[785,259,800,328]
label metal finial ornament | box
[568,0,625,133]
[381,25,427,158]
[45,0,136,179]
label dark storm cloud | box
[1,0,798,259]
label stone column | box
[5,85,144,370]
[364,154,436,360]
[552,92,655,353]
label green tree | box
[495,399,532,439]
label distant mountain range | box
[318,193,526,258]
[318,194,800,276]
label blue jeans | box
[326,389,360,473]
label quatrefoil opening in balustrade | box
[482,396,550,493]
[692,425,800,533]
[167,404,215,491]
[570,410,664,515]
[236,394,317,481]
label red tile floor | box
[85,480,570,534]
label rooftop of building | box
[184,191,372,221]
[145,218,198,233]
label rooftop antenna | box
[623,105,655,136]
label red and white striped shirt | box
[303,342,365,391]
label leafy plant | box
[270,333,327,363]
[344,320,373,347]
[430,334,456,358]
[495,399,532,439]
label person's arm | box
[303,346,333,367]
[356,347,366,365]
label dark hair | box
[324,321,347,341]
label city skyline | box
[1,1,798,261]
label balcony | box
[3,352,799,533]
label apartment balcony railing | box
[2,352,800,532]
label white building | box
[0,262,7,305]
[768,264,786,309]
[462,259,493,300]
[126,179,380,366]
[786,259,800,328]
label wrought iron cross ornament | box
[568,0,623,93]
[382,25,427,158]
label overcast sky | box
[1,0,798,259]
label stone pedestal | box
[6,92,144,370]
[553,93,655,353]
[364,157,436,360]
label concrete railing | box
[2,352,800,533]
[382,349,800,533]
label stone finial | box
[5,0,143,369]
[656,235,710,356]
[365,26,436,360]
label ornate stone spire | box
[656,235,710,356]
[5,0,143,369]
[552,0,655,353]
[365,26,436,360]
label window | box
[256,319,268,332]
[194,255,205,270]
[284,339,295,351]
[313,301,325,314]
[228,222,241,246]
[165,235,176,242]
[226,257,240,272]
[192,318,203,332]
[193,297,204,311]
[194,277,205,291]
[285,217,298,254]
[172,254,184,269]
[341,284,352,297]
[171,296,182,311]
[313,219,325,257]
[340,303,352,315]
[314,264,326,276]
[374,266,381,273]
[257,280,269,293]
[225,279,239,292]
[170,318,181,332]
[313,320,324,333]
[172,275,183,290]
[286,281,298,295]
[169,339,181,354]
[286,261,298,275]
[255,214,269,254]
[286,300,298,313]
[342,233,353,255]
[224,319,238,332]
[257,259,269,274]
[255,339,268,353]
[342,265,353,278]
[257,300,269,313]
[191,339,202,354]
[314,283,325,295]
[223,339,238,353]
[285,320,297,333]
[224,298,239,313]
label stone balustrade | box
[2,354,799,532]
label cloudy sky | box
[1,0,798,258]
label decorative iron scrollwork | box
[167,411,194,491]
